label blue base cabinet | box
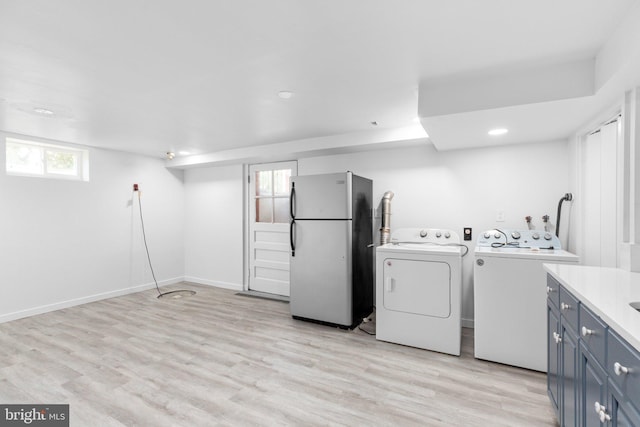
[547,275,581,426]
[546,274,640,426]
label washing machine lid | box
[474,246,580,262]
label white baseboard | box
[0,276,184,324]
[462,318,474,329]
[184,276,243,291]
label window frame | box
[5,137,90,182]
[253,168,293,224]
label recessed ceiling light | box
[166,152,175,160]
[278,91,294,99]
[488,128,508,136]
[33,107,54,116]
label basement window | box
[5,137,89,181]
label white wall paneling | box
[183,164,244,290]
[1,133,569,326]
[183,141,569,327]
[0,133,185,323]
[576,120,619,267]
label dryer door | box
[382,258,451,318]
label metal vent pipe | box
[380,191,394,245]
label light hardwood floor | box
[0,283,558,426]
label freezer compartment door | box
[291,172,352,219]
[290,220,353,326]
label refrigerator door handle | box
[290,219,296,257]
[290,184,296,219]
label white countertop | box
[543,263,640,352]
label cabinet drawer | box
[546,274,560,308]
[579,304,607,366]
[607,329,640,411]
[559,285,579,331]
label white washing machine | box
[473,229,579,372]
[376,228,464,356]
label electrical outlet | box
[496,210,505,222]
[463,227,472,241]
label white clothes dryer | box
[474,229,579,372]
[376,228,465,356]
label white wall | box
[183,164,244,289]
[0,134,185,322]
[184,140,569,326]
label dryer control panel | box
[476,229,562,250]
[390,228,461,245]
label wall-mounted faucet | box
[525,216,533,230]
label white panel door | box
[600,121,618,267]
[582,130,602,266]
[581,120,619,267]
[249,161,297,296]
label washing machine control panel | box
[390,228,461,245]
[476,229,562,249]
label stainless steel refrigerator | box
[289,172,373,329]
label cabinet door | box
[607,329,640,410]
[547,301,561,416]
[581,343,608,427]
[609,379,640,427]
[561,320,579,427]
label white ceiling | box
[0,1,637,165]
